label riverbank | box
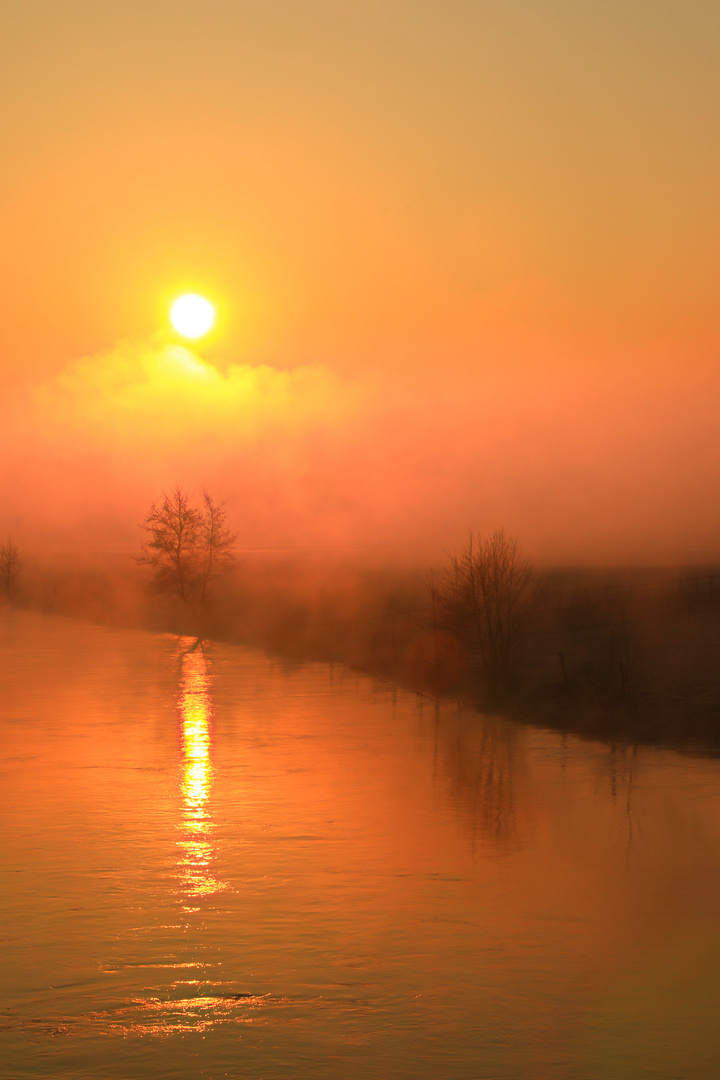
[6,551,720,751]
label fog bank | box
[2,338,719,565]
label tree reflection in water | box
[432,703,640,858]
[433,706,529,853]
[177,640,226,900]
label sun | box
[170,294,215,339]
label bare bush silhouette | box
[137,487,237,608]
[0,538,24,601]
[430,530,536,695]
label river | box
[2,608,720,1079]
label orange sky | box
[1,1,719,563]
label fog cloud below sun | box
[1,337,719,566]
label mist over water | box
[4,341,719,751]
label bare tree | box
[137,487,237,607]
[0,538,24,601]
[430,530,536,693]
[198,488,238,607]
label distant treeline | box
[3,491,720,749]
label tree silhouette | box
[430,530,535,694]
[137,487,237,607]
[0,538,24,601]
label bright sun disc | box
[171,294,215,339]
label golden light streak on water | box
[177,641,226,899]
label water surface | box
[2,609,720,1079]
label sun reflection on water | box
[177,640,226,899]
